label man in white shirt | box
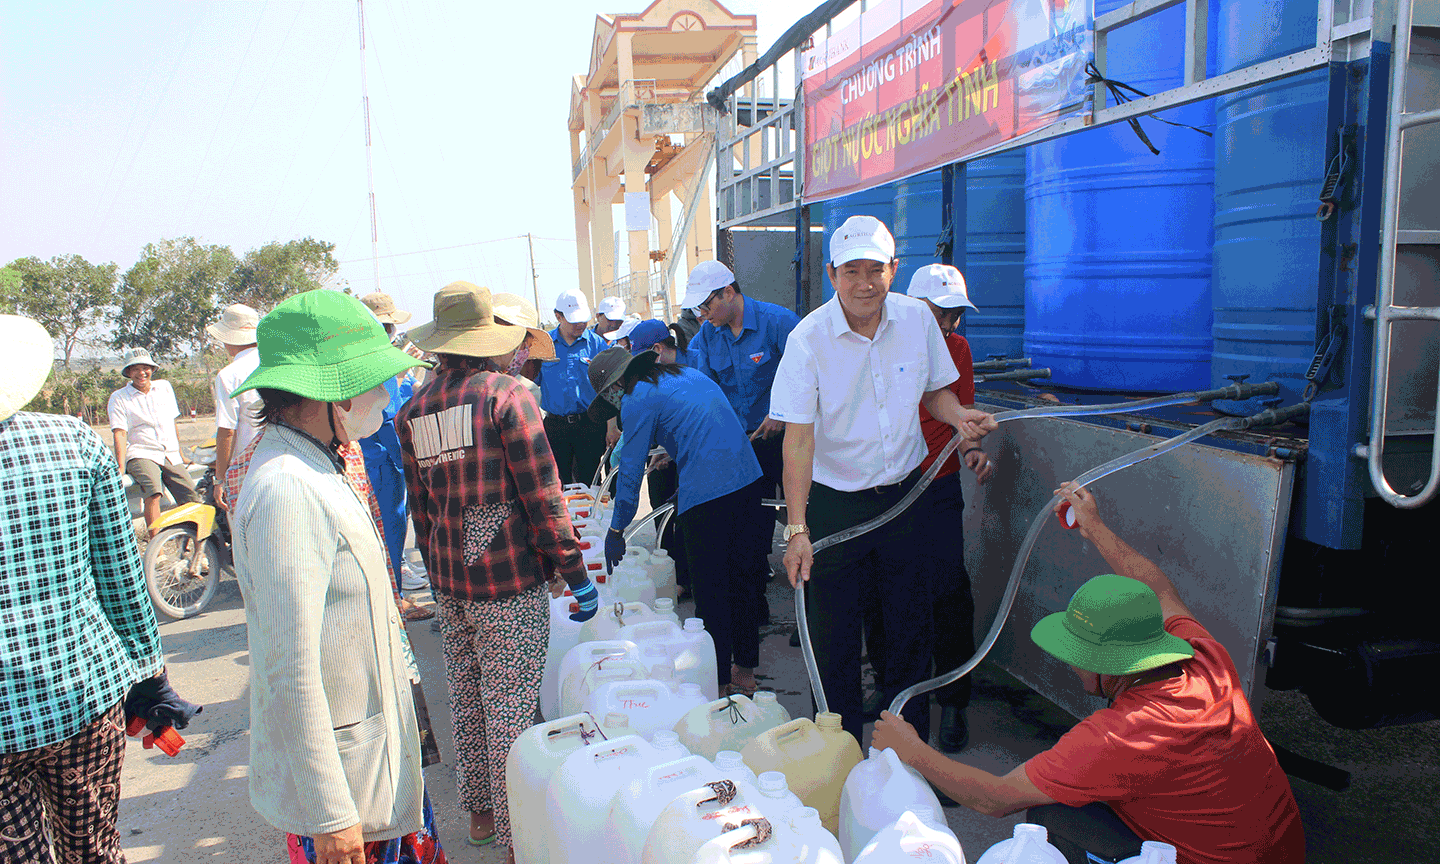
[769,215,996,744]
[108,348,198,527]
[207,304,261,510]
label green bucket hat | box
[232,290,424,402]
[1030,574,1194,676]
[584,345,656,423]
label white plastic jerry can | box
[974,824,1067,864]
[673,691,792,760]
[852,809,966,863]
[602,754,723,864]
[579,601,662,644]
[505,712,606,864]
[839,746,945,861]
[612,562,658,606]
[652,596,680,624]
[616,618,719,700]
[646,549,678,601]
[640,779,767,864]
[714,750,760,788]
[541,592,590,720]
[545,734,670,864]
[1117,841,1179,864]
[583,679,708,738]
[692,805,845,864]
[755,770,805,818]
[556,639,643,717]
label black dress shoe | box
[938,706,969,753]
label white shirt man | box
[108,349,198,526]
[207,304,262,509]
[769,215,995,744]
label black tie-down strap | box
[1084,62,1213,155]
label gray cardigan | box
[232,424,423,841]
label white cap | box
[829,215,895,266]
[607,314,643,342]
[553,289,592,324]
[680,260,736,309]
[907,263,977,311]
[597,296,626,319]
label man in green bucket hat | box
[872,484,1304,864]
[225,290,451,863]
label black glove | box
[125,670,203,733]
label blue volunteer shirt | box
[609,367,762,530]
[535,328,607,416]
[687,296,800,432]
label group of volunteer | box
[0,211,1304,864]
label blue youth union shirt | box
[609,366,762,530]
[687,297,800,432]
[536,328,607,416]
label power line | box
[337,235,527,264]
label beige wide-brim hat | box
[408,282,527,359]
[205,303,260,345]
[0,315,54,423]
[361,292,413,325]
[491,292,557,362]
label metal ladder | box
[1363,0,1440,508]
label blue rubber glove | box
[569,579,599,622]
[605,527,626,574]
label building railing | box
[572,79,659,181]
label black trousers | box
[1026,802,1144,864]
[543,412,607,487]
[805,468,932,744]
[924,472,975,708]
[679,479,767,684]
[747,433,784,625]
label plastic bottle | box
[545,734,670,864]
[579,601,662,644]
[975,823,1067,864]
[650,728,692,760]
[851,809,965,863]
[739,712,863,837]
[652,596,680,624]
[624,546,651,567]
[673,690,792,760]
[583,680,708,738]
[646,550,678,601]
[1117,841,1179,864]
[602,753,723,864]
[690,805,844,864]
[505,712,606,864]
[756,770,804,817]
[714,750,759,788]
[612,562,658,606]
[557,640,646,717]
[839,746,944,860]
[615,618,720,700]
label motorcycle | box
[142,440,232,620]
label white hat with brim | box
[597,296,626,319]
[830,215,896,266]
[120,348,159,375]
[680,260,737,309]
[554,289,593,325]
[492,292,558,362]
[0,315,54,423]
[908,263,978,311]
[607,315,643,342]
[205,303,261,346]
[408,282,527,359]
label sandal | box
[467,832,496,847]
[728,665,758,697]
[402,604,435,621]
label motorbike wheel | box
[144,525,222,620]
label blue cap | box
[629,319,670,355]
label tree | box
[113,237,237,361]
[227,237,340,312]
[3,255,118,368]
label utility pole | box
[526,233,541,312]
[358,0,380,293]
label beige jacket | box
[232,424,423,841]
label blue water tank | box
[1210,0,1328,413]
[819,184,896,302]
[893,171,945,295]
[961,153,1027,361]
[1024,0,1216,391]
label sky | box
[0,0,826,332]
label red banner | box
[802,0,1092,202]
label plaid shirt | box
[1,412,164,753]
[398,367,587,602]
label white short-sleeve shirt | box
[213,347,262,454]
[107,379,183,465]
[768,292,958,491]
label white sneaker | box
[400,563,430,592]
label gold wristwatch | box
[783,524,810,543]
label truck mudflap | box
[962,409,1296,719]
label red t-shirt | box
[918,332,976,477]
[1025,617,1305,864]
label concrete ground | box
[120,487,1439,863]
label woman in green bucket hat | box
[225,290,449,864]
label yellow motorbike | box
[143,440,230,619]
